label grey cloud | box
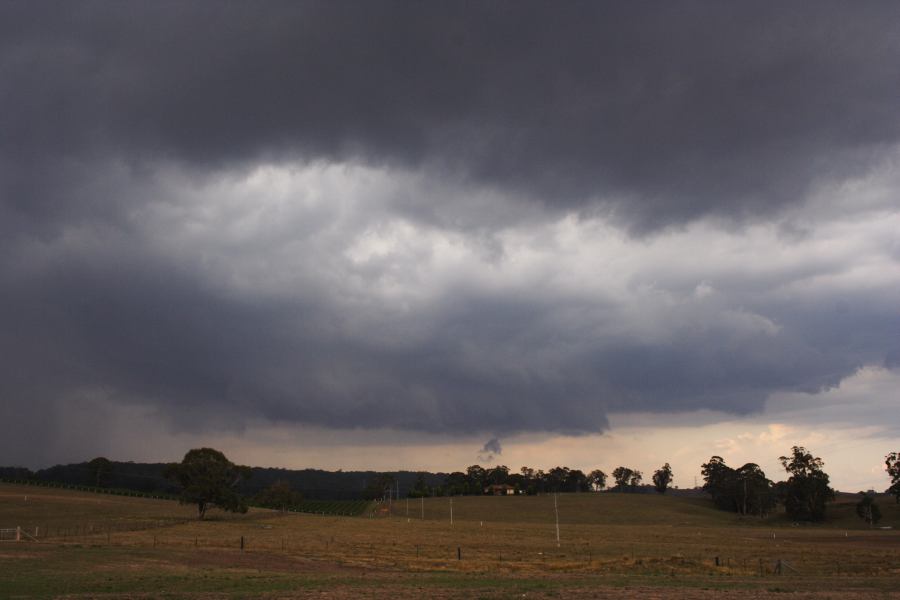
[3,214,896,451]
[478,438,502,463]
[2,2,900,230]
[1,2,899,464]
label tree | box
[443,471,468,496]
[546,466,570,492]
[409,472,431,498]
[856,492,882,527]
[536,469,551,494]
[886,452,900,503]
[734,463,776,517]
[507,472,525,494]
[520,467,537,495]
[588,469,607,491]
[164,448,250,519]
[364,473,396,500]
[629,470,643,488]
[87,456,113,488]
[612,467,641,491]
[701,456,736,510]
[486,465,510,486]
[612,467,632,490]
[255,480,302,512]
[778,446,834,522]
[701,456,775,516]
[565,469,589,492]
[465,465,486,494]
[652,463,673,494]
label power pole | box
[554,493,560,548]
[450,497,453,525]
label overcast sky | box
[1,2,898,491]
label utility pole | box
[554,493,560,548]
[450,497,453,525]
[421,496,424,520]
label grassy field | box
[1,483,899,599]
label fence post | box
[16,526,21,542]
[240,536,244,551]
[457,547,461,560]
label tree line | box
[3,447,898,523]
[159,446,895,522]
[702,446,900,523]
[393,462,675,498]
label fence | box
[0,527,39,542]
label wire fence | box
[4,516,896,579]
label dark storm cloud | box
[1,2,899,465]
[2,1,900,228]
[0,235,611,458]
[478,438,503,463]
[3,222,895,447]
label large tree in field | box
[164,448,250,519]
[652,463,673,494]
[778,446,834,522]
[886,452,900,503]
[588,469,607,491]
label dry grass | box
[1,483,899,598]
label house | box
[484,484,515,496]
